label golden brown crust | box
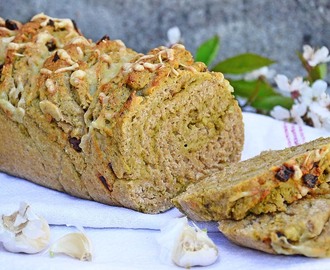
[0,14,244,213]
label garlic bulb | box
[49,231,92,261]
[158,217,218,268]
[0,202,50,253]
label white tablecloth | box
[1,112,330,270]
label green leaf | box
[229,79,276,99]
[252,95,294,111]
[319,63,328,79]
[297,51,327,82]
[230,79,293,112]
[310,63,327,81]
[213,53,275,74]
[195,35,220,66]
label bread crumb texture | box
[219,194,330,257]
[173,137,330,220]
[0,14,244,213]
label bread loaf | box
[173,137,330,220]
[218,194,330,257]
[0,14,244,213]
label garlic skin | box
[49,231,92,261]
[158,217,218,268]
[0,202,50,253]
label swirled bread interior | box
[173,137,330,220]
[0,14,244,213]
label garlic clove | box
[49,231,92,261]
[158,217,218,268]
[0,202,50,253]
[173,222,219,267]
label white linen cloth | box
[1,112,330,269]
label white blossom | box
[272,76,330,130]
[307,102,330,130]
[302,45,330,67]
[318,93,330,108]
[270,103,306,125]
[244,66,276,81]
[166,26,182,47]
[263,45,330,130]
[270,106,290,120]
[274,74,309,96]
[290,103,308,125]
[300,80,328,105]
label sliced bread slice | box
[218,194,330,257]
[173,137,330,221]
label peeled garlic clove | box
[158,217,218,268]
[0,202,50,253]
[49,231,92,261]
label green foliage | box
[297,51,327,82]
[310,63,327,81]
[252,95,294,111]
[195,35,220,66]
[194,35,283,113]
[229,79,293,111]
[229,79,275,99]
[213,53,275,74]
[195,36,329,115]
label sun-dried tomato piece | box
[302,174,318,188]
[275,165,294,182]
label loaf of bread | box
[0,14,244,213]
[219,194,330,257]
[173,137,330,220]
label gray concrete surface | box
[0,0,329,77]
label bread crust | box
[0,14,244,213]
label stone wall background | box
[0,0,329,77]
